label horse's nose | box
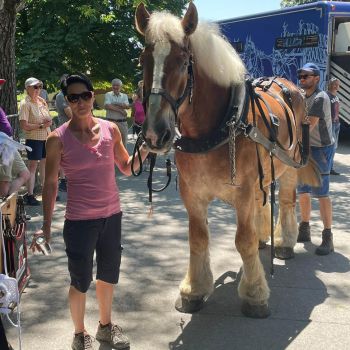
[158,128,171,148]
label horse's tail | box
[297,158,322,187]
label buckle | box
[270,114,280,127]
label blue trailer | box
[219,1,350,124]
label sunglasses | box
[66,91,93,103]
[297,74,315,80]
[33,85,43,89]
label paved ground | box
[4,131,350,350]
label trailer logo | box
[275,34,319,49]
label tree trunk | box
[0,0,20,139]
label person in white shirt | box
[104,79,130,146]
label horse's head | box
[135,3,198,153]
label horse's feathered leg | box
[274,168,298,259]
[175,178,214,313]
[235,187,271,318]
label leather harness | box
[174,77,310,170]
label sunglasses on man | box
[66,91,93,103]
[32,85,43,89]
[297,74,316,80]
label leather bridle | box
[142,54,194,121]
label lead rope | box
[131,137,172,216]
[147,154,172,217]
[131,134,144,177]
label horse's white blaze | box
[152,41,171,90]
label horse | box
[135,2,320,318]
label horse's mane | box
[146,12,246,87]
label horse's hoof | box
[175,295,205,313]
[274,246,295,260]
[241,301,271,318]
[259,240,267,249]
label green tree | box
[0,0,25,117]
[15,0,187,90]
[280,0,316,7]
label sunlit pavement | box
[4,130,350,350]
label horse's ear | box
[135,3,150,36]
[181,2,198,36]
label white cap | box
[25,77,41,88]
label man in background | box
[104,78,130,146]
[296,63,335,256]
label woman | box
[19,77,52,205]
[131,89,145,139]
[36,73,148,349]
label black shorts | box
[25,139,46,160]
[63,212,123,293]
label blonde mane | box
[146,11,246,87]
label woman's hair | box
[62,73,94,96]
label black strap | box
[270,154,276,277]
[131,135,144,177]
[256,144,267,206]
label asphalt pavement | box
[4,131,350,350]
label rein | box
[131,134,172,214]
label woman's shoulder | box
[19,95,31,106]
[54,121,70,138]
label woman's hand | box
[43,119,53,127]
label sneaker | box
[72,333,95,350]
[58,178,67,192]
[330,169,340,175]
[315,229,334,255]
[25,194,40,206]
[297,221,311,242]
[96,323,130,349]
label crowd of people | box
[0,63,345,349]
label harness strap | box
[270,154,276,277]
[246,124,307,168]
[256,144,267,206]
[263,89,294,150]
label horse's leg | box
[254,186,271,249]
[175,180,213,313]
[274,168,298,260]
[236,188,271,318]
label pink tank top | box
[55,119,120,220]
[134,100,145,125]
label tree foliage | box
[280,0,316,7]
[15,0,188,90]
[281,0,350,7]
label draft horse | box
[135,3,320,318]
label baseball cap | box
[0,79,6,85]
[297,63,320,76]
[25,77,41,88]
